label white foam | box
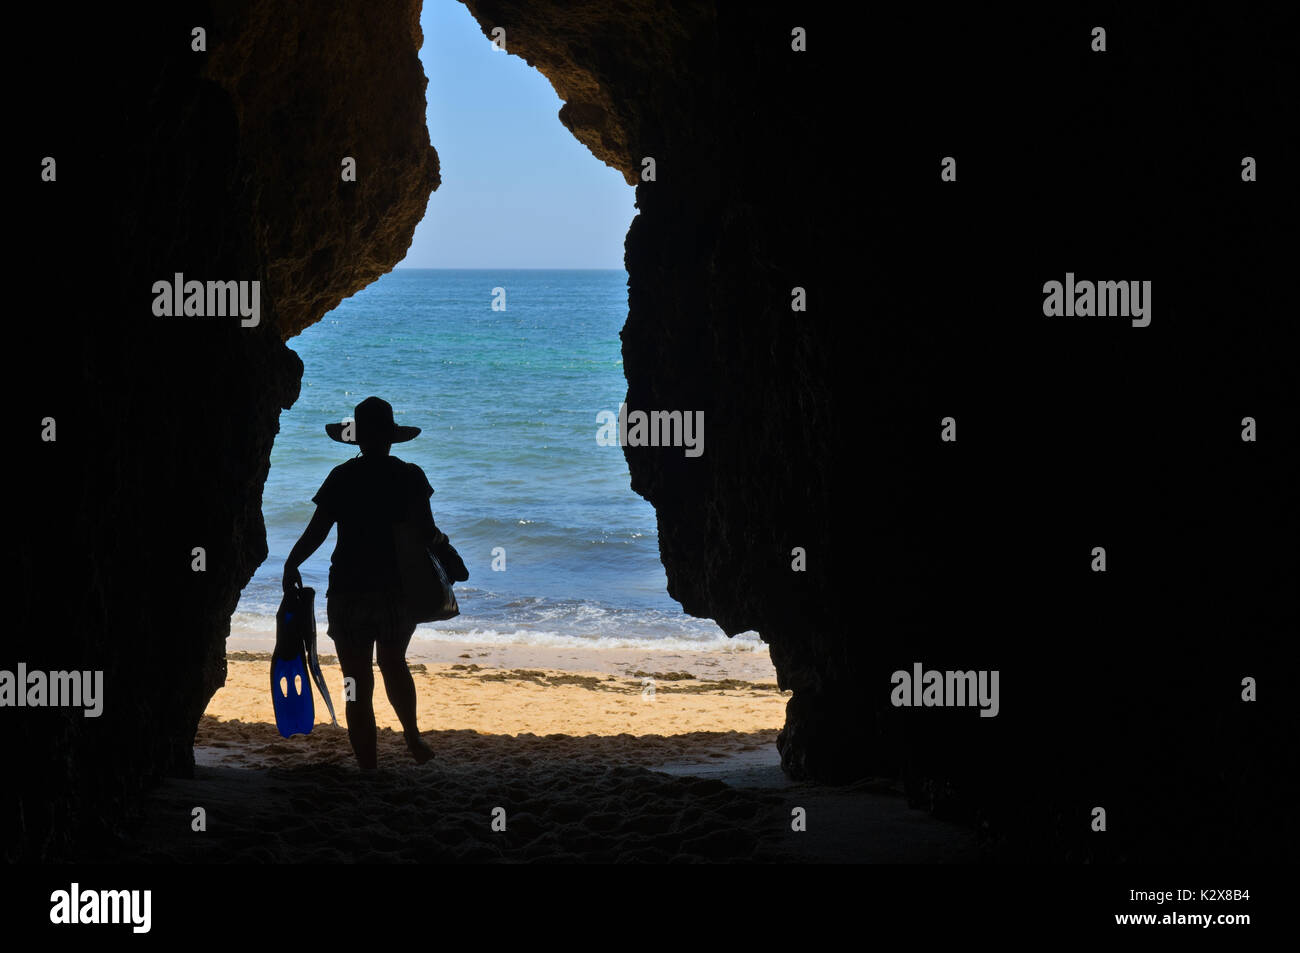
[411,626,765,653]
[228,610,763,653]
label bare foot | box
[406,734,435,764]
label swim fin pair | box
[271,586,338,738]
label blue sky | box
[400,0,636,269]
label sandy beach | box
[213,637,784,747]
[79,640,978,863]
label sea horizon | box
[234,267,759,653]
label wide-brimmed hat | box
[325,396,421,445]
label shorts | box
[326,589,415,650]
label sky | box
[400,0,636,269]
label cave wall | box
[454,2,1298,862]
[459,0,839,764]
[13,1,437,858]
[9,1,1296,862]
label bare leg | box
[377,634,433,763]
[335,638,378,770]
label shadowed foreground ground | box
[82,718,981,863]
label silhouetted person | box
[283,396,452,769]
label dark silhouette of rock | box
[13,1,436,858]
[10,2,1297,863]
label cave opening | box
[212,0,780,752]
[14,0,1292,868]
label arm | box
[408,466,464,579]
[406,466,445,546]
[415,497,448,547]
[420,499,468,582]
[283,506,335,591]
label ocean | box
[232,269,760,652]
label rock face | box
[14,1,437,858]
[461,0,840,771]
[444,3,1298,861]
[10,2,1296,862]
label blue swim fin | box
[301,588,337,725]
[271,655,315,738]
[272,588,317,738]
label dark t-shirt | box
[312,455,437,595]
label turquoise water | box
[234,269,757,651]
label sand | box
[82,640,979,863]
[211,639,785,746]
